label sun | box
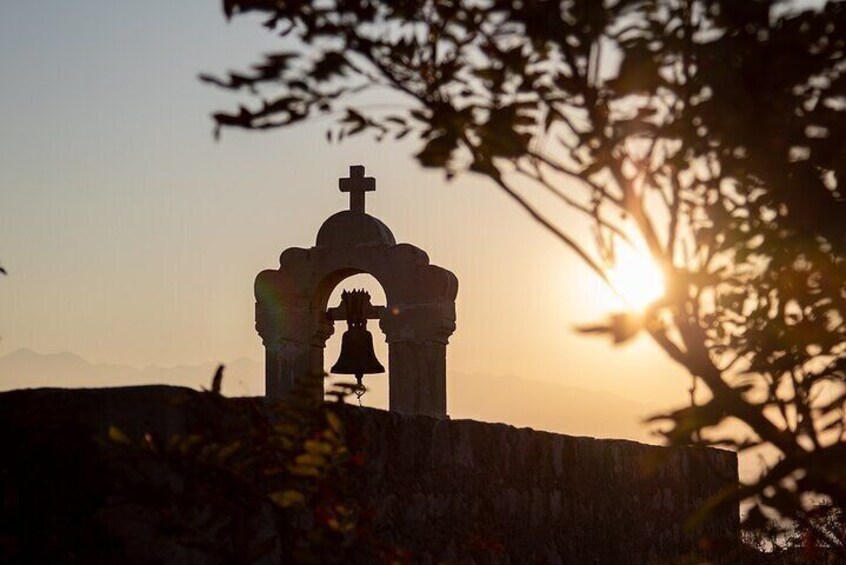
[606,245,665,312]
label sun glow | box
[605,245,666,312]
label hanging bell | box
[330,289,385,394]
[331,322,385,377]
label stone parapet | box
[0,386,738,563]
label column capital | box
[256,303,323,346]
[380,303,456,345]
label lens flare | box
[606,245,665,311]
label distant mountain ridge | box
[0,348,660,442]
[0,348,260,397]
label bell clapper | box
[355,373,366,405]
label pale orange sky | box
[0,1,692,411]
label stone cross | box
[339,165,376,213]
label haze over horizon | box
[0,347,660,444]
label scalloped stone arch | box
[255,209,457,417]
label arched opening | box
[323,273,389,409]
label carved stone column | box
[256,298,324,402]
[263,338,312,398]
[381,304,456,417]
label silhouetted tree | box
[205,0,846,544]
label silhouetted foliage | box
[0,371,405,564]
[742,503,846,564]
[206,0,846,547]
[103,375,391,563]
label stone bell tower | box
[255,166,458,417]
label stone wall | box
[342,406,738,564]
[0,386,738,563]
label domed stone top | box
[316,210,396,248]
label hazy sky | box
[0,1,693,409]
